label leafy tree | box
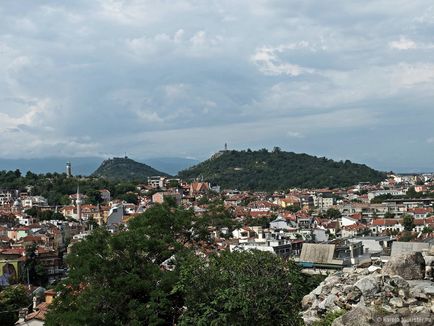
[0,285,30,326]
[324,208,341,220]
[285,204,301,213]
[46,204,195,325]
[117,192,139,205]
[85,189,103,205]
[25,243,48,286]
[384,212,395,219]
[422,226,433,234]
[402,214,415,232]
[177,250,321,325]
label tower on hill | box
[66,162,72,178]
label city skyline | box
[1,1,434,172]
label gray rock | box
[401,312,432,326]
[346,287,362,303]
[398,289,407,298]
[339,305,374,326]
[302,293,316,310]
[354,275,379,297]
[302,309,321,325]
[382,304,395,313]
[379,313,401,326]
[388,275,410,289]
[382,252,425,280]
[389,297,403,308]
[405,298,418,305]
[368,265,381,273]
[424,286,434,295]
[331,287,340,295]
[331,316,344,326]
[318,294,338,311]
[410,305,427,314]
[312,284,324,296]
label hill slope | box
[91,157,169,181]
[178,149,386,191]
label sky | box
[1,0,434,172]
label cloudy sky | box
[1,0,434,171]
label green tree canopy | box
[177,250,321,325]
[0,285,30,326]
[402,214,415,232]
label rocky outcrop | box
[382,252,425,280]
[301,252,434,326]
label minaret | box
[66,162,72,178]
[76,186,82,222]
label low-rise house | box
[371,219,404,234]
[152,192,181,205]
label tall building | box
[66,162,72,178]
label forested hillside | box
[91,157,169,181]
[178,149,387,191]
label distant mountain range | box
[0,157,198,176]
[178,149,387,191]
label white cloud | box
[389,37,417,50]
[251,46,314,76]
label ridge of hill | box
[91,157,169,181]
[178,149,387,191]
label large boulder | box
[383,252,425,280]
[354,275,379,297]
[332,305,374,326]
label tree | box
[402,214,415,232]
[0,285,30,326]
[46,204,196,325]
[324,208,341,220]
[177,250,321,325]
[85,189,103,205]
[25,243,48,286]
[422,226,433,234]
[384,212,395,219]
[117,192,139,205]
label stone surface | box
[301,260,434,326]
[389,297,403,308]
[302,293,316,310]
[346,287,362,303]
[354,275,379,296]
[382,252,425,280]
[368,265,381,273]
[318,294,337,311]
[340,305,374,326]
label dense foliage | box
[91,157,169,181]
[0,170,139,206]
[178,149,386,191]
[45,203,323,325]
[0,285,30,326]
[177,251,321,325]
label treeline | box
[179,149,386,191]
[0,170,138,206]
[45,203,323,325]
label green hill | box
[178,149,387,191]
[91,157,169,181]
